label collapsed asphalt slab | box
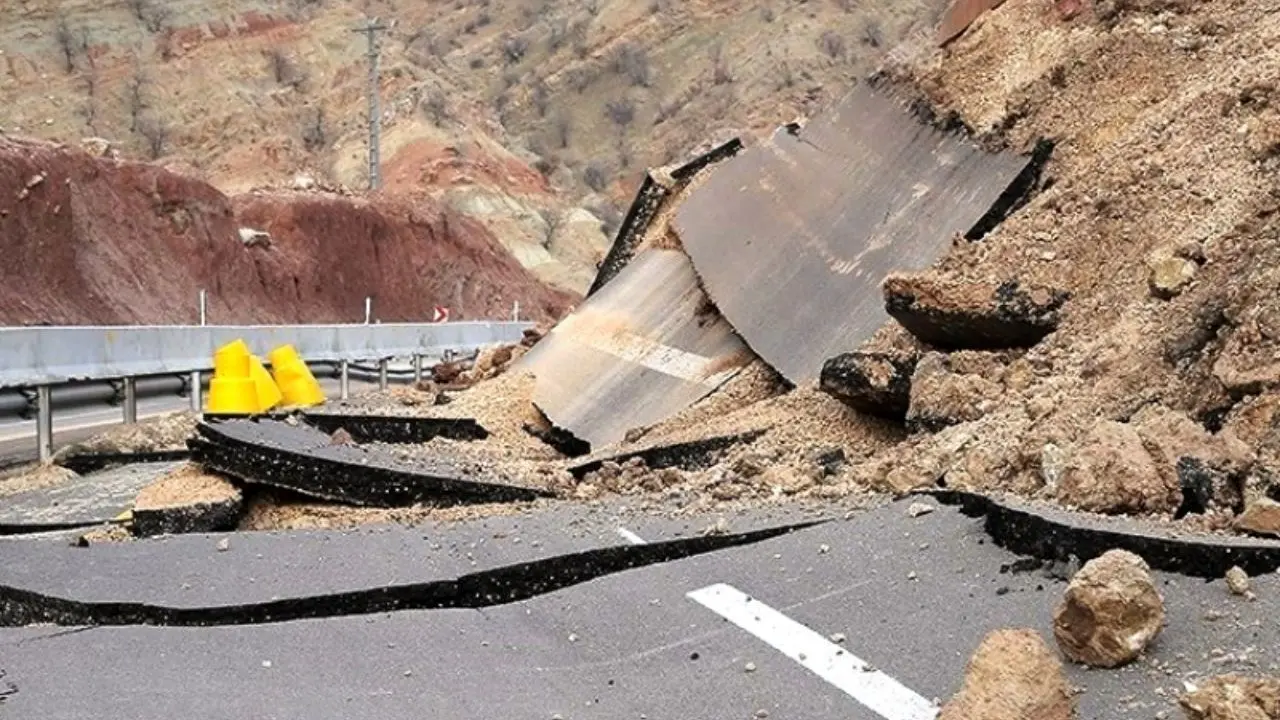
[191,419,550,506]
[0,500,1274,719]
[0,462,183,531]
[299,412,489,444]
[930,490,1280,577]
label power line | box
[352,17,388,192]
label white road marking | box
[615,527,646,545]
[687,583,938,720]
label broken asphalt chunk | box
[190,419,549,507]
[883,273,1068,350]
[819,350,918,420]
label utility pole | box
[352,17,387,191]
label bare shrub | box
[760,5,776,22]
[136,114,170,159]
[818,30,846,60]
[54,15,79,74]
[126,66,149,132]
[861,18,883,48]
[531,79,550,118]
[501,34,530,65]
[711,43,732,85]
[554,112,572,148]
[301,107,327,150]
[582,162,608,192]
[266,49,305,88]
[604,97,636,130]
[610,43,652,88]
[547,18,569,51]
[142,4,170,33]
[422,90,449,125]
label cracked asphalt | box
[0,499,1276,720]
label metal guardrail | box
[0,321,531,462]
[0,322,529,389]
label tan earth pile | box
[938,628,1076,720]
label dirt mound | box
[0,136,574,325]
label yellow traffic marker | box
[207,339,259,414]
[249,354,283,412]
[269,344,326,407]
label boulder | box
[1056,420,1180,514]
[883,273,1068,350]
[1053,549,1164,668]
[1235,497,1280,538]
[1180,675,1280,720]
[938,629,1076,720]
[819,350,917,420]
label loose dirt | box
[133,462,239,510]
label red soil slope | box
[0,136,574,325]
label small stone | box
[1225,566,1251,597]
[830,632,847,644]
[744,662,757,673]
[216,538,230,552]
[755,710,769,719]
[1147,250,1197,299]
[907,571,918,581]
[907,502,935,518]
[328,427,356,446]
[818,544,830,554]
[1053,550,1165,668]
[262,660,272,668]
[938,629,1076,720]
[568,633,578,643]
[403,670,412,677]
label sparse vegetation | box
[501,33,530,65]
[582,162,609,192]
[266,49,306,89]
[819,30,847,60]
[126,65,149,133]
[422,90,450,126]
[711,43,733,85]
[301,107,327,151]
[604,97,636,131]
[610,43,653,88]
[136,114,170,159]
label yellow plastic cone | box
[268,344,326,407]
[207,339,258,414]
[249,354,283,412]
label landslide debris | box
[1053,549,1165,668]
[938,628,1076,720]
[1180,675,1280,720]
[132,463,243,537]
[52,412,198,460]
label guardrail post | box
[191,289,207,412]
[378,358,389,390]
[339,360,350,400]
[123,377,138,424]
[413,355,423,384]
[36,386,53,462]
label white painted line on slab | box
[615,527,646,545]
[687,583,938,720]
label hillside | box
[0,0,943,295]
[0,135,574,325]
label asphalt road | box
[0,500,1273,720]
[0,377,381,467]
